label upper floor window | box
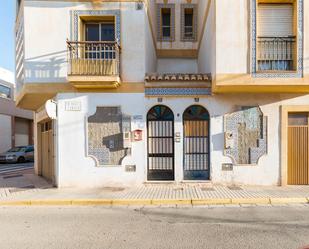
[157,4,175,41]
[85,22,115,42]
[181,4,197,41]
[0,84,11,99]
[257,3,296,72]
[83,20,116,60]
[161,8,171,38]
[184,9,193,38]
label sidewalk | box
[1,172,309,206]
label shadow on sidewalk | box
[0,163,54,197]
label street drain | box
[9,185,35,193]
[227,186,243,190]
[3,174,23,179]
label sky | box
[0,1,15,72]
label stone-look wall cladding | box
[224,107,267,165]
[87,107,131,166]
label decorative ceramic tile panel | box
[224,107,267,165]
[156,3,175,42]
[250,0,303,78]
[145,88,211,96]
[87,107,131,166]
[70,10,121,43]
[180,4,198,42]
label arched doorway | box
[147,105,174,181]
[183,105,210,180]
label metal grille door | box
[183,106,210,180]
[288,113,309,185]
[147,105,174,181]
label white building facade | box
[15,0,309,188]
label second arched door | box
[183,105,210,180]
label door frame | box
[281,105,309,185]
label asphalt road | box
[0,206,309,249]
[0,162,33,175]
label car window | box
[25,148,34,152]
[8,147,26,152]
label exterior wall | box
[18,0,309,188]
[213,0,309,75]
[0,68,15,85]
[22,1,149,86]
[303,0,309,74]
[55,93,147,187]
[51,91,309,187]
[145,5,157,74]
[215,0,248,74]
[197,0,215,74]
[15,0,25,93]
[157,58,197,73]
[0,115,12,153]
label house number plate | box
[65,101,81,111]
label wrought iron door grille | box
[147,106,174,181]
[183,106,210,180]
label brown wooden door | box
[288,113,309,185]
[40,121,54,182]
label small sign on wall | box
[222,163,233,171]
[132,115,144,129]
[65,101,81,111]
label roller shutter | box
[257,4,293,37]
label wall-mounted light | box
[194,98,199,103]
[158,98,163,103]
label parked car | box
[0,145,34,163]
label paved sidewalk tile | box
[1,172,309,206]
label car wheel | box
[17,157,26,163]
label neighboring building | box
[0,67,33,154]
[15,0,309,187]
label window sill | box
[253,71,303,79]
[157,38,175,42]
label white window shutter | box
[258,4,293,37]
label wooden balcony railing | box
[67,41,120,76]
[257,36,296,72]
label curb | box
[0,198,308,206]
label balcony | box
[257,36,296,72]
[67,41,121,89]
